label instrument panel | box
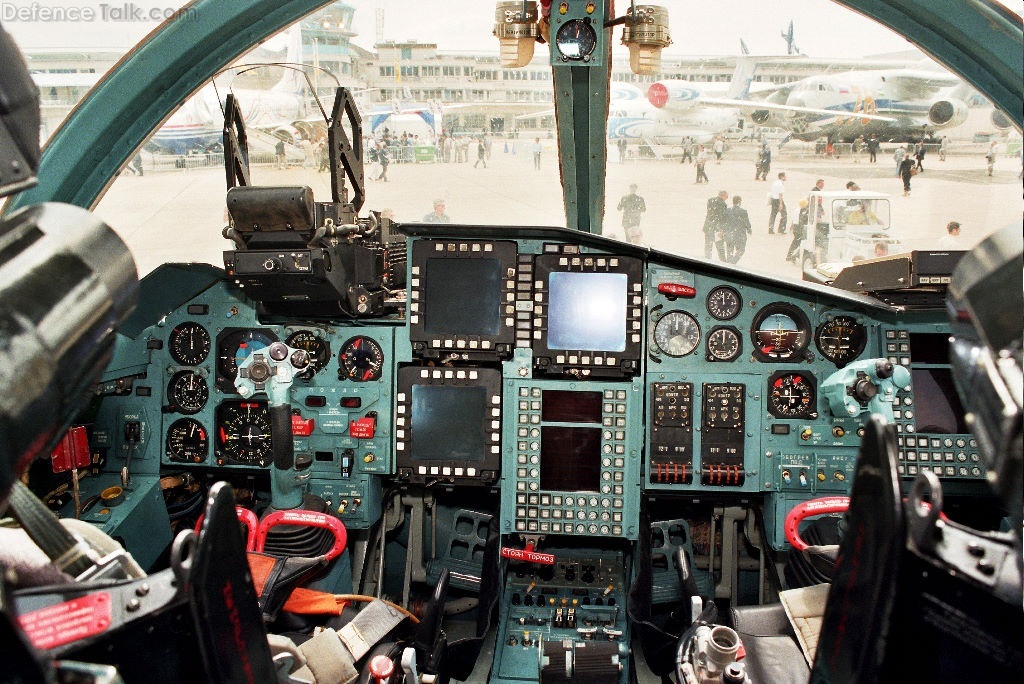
[85,226,984,545]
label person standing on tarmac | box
[703,190,729,261]
[617,184,647,245]
[725,195,752,263]
[768,172,787,234]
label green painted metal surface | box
[553,65,610,234]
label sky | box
[4,0,1022,60]
[349,0,1024,59]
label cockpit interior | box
[1,2,1021,683]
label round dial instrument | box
[216,401,272,466]
[165,418,209,463]
[706,326,742,362]
[815,315,867,367]
[706,285,742,321]
[339,336,385,382]
[169,322,211,366]
[286,331,331,377]
[751,304,811,362]
[554,18,598,61]
[767,372,818,419]
[168,370,209,414]
[217,329,278,388]
[653,311,701,357]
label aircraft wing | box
[698,96,897,122]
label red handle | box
[784,496,849,551]
[255,509,348,561]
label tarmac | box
[94,140,1023,280]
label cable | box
[332,594,420,624]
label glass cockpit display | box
[408,240,517,360]
[547,272,627,352]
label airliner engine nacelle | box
[647,81,700,111]
[928,98,969,128]
[990,108,1013,131]
[751,110,772,124]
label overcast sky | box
[4,0,1022,60]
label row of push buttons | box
[513,387,629,535]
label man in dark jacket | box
[703,190,729,261]
[726,195,752,263]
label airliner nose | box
[648,83,668,108]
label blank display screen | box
[410,384,487,461]
[423,258,501,335]
[547,272,627,351]
[541,390,603,423]
[911,368,968,434]
[540,426,602,491]
[908,333,950,364]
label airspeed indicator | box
[653,311,701,357]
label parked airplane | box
[608,58,759,143]
[150,30,324,153]
[649,64,999,142]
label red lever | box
[50,426,91,473]
[256,510,348,561]
[784,496,850,551]
[194,506,259,551]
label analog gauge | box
[168,370,209,414]
[706,286,742,321]
[767,372,818,419]
[653,311,701,357]
[286,331,331,377]
[216,401,272,466]
[815,315,867,367]
[216,329,278,390]
[168,321,211,366]
[706,326,742,362]
[554,18,598,61]
[339,336,385,382]
[751,304,811,362]
[165,418,209,463]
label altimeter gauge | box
[168,370,209,414]
[706,326,742,362]
[168,321,211,366]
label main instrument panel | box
[80,226,983,548]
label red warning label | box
[18,592,112,650]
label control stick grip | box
[270,404,294,471]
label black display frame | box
[395,365,502,485]
[531,251,644,377]
[408,239,518,361]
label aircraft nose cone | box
[648,83,668,108]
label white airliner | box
[647,65,1011,142]
[607,59,760,144]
